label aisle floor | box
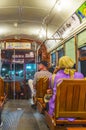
[0,100,49,130]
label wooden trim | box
[67,128,86,130]
[56,119,86,125]
[79,57,86,61]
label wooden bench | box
[45,79,86,130]
[0,77,7,125]
[0,77,6,105]
[34,77,49,113]
[67,128,86,130]
[10,81,21,99]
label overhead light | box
[56,0,71,11]
[57,4,62,11]
[14,22,18,27]
[55,0,62,11]
[0,28,6,34]
[39,28,46,38]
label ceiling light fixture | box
[39,28,46,38]
[14,22,18,27]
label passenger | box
[33,61,52,86]
[48,66,54,73]
[28,78,36,105]
[32,61,52,108]
[48,56,84,116]
[28,78,34,98]
[4,74,11,80]
[44,89,52,111]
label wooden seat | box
[0,77,7,107]
[45,79,86,130]
[34,76,49,113]
[11,81,21,99]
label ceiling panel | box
[23,0,55,9]
[46,0,86,32]
[0,0,85,51]
[0,8,19,20]
[22,8,49,21]
[0,0,19,7]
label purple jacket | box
[48,70,84,116]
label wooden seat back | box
[11,81,21,93]
[15,82,21,93]
[0,77,5,100]
[55,79,86,119]
[36,76,49,99]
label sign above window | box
[6,42,31,49]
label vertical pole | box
[74,35,78,71]
[13,48,15,100]
[46,24,47,40]
[23,54,25,81]
[36,46,40,72]
[34,42,37,72]
[36,51,38,71]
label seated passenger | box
[48,56,84,116]
[32,61,52,108]
[33,60,52,87]
[28,78,34,98]
[28,78,36,105]
[44,89,52,111]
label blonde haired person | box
[48,56,84,116]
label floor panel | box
[0,100,49,130]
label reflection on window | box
[51,53,56,67]
[1,63,36,81]
[26,63,36,80]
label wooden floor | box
[0,99,49,130]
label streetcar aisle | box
[0,100,49,130]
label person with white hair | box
[28,78,36,105]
